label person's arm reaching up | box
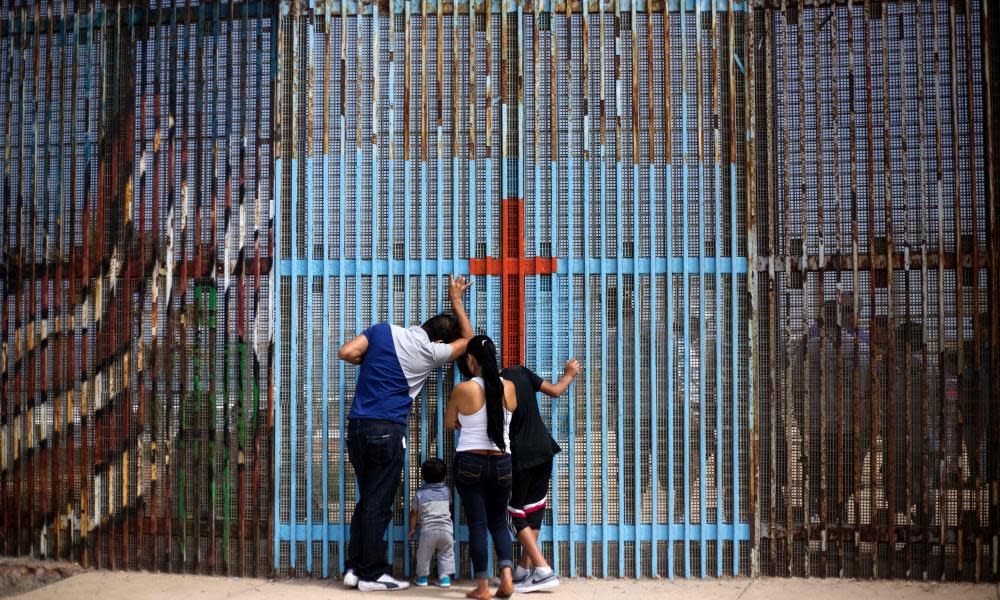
[539,358,582,398]
[338,333,369,365]
[447,275,475,360]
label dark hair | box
[422,313,461,343]
[456,352,474,379]
[421,458,447,484]
[466,335,506,453]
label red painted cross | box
[469,198,557,367]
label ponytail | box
[466,335,506,452]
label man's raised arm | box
[447,275,475,360]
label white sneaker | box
[358,574,411,592]
[514,568,559,593]
[343,569,359,588]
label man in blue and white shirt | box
[337,275,474,591]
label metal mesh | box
[756,0,996,581]
[0,0,274,575]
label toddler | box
[408,458,455,587]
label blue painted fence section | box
[272,0,752,579]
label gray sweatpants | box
[415,528,455,578]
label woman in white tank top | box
[444,335,517,599]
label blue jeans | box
[454,452,514,579]
[346,419,406,581]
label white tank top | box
[456,377,513,454]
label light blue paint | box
[648,163,658,578]
[306,158,315,574]
[549,154,559,574]
[322,150,331,579]
[730,158,740,575]
[272,149,282,569]
[680,0,692,576]
[371,6,380,326]
[632,160,641,579]
[695,0,707,577]
[290,145,299,567]
[665,163,675,579]
[581,2,592,574]
[278,256,746,275]
[277,522,752,542]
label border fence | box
[0,0,997,582]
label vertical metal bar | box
[549,0,560,573]
[452,0,461,574]
[812,0,828,577]
[273,0,285,573]
[289,0,300,568]
[914,0,932,578]
[948,0,967,573]
[322,0,333,579]
[418,0,428,484]
[696,0,709,577]
[828,0,845,577]
[582,0,593,577]
[793,0,810,577]
[372,2,380,325]
[931,0,946,577]
[27,0,40,565]
[879,0,896,576]
[2,1,15,561]
[779,0,794,576]
[486,0,495,342]
[742,0,756,577]
[763,4,779,576]
[681,0,692,577]
[646,0,658,578]
[470,0,478,342]
[711,0,724,576]
[566,0,577,575]
[662,0,675,578]
[436,0,445,464]
[387,0,397,569]
[235,0,251,576]
[598,0,610,577]
[613,0,625,576]
[339,0,349,573]
[896,0,913,577]
[983,0,999,579]
[629,2,640,578]
[863,0,879,576]
[845,0,864,578]
[208,1,222,574]
[961,0,985,579]
[305,1,316,573]
[631,0,641,579]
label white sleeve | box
[430,342,453,368]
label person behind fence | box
[408,457,455,588]
[445,335,518,600]
[337,275,474,592]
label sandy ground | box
[11,572,999,600]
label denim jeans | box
[346,418,406,581]
[454,451,514,579]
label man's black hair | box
[422,313,460,343]
[421,458,447,484]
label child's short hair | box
[421,458,447,484]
